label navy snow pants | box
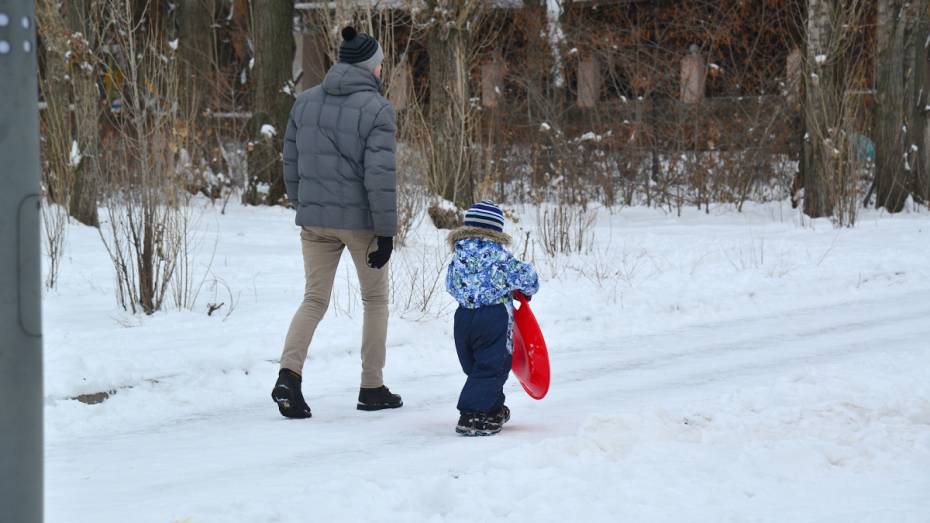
[454,304,512,414]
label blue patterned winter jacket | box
[446,227,539,309]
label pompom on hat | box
[339,26,384,73]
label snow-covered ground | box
[44,201,930,522]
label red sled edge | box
[511,292,550,400]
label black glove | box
[367,236,394,269]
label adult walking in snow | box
[271,27,401,419]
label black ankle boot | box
[455,411,503,437]
[271,369,312,419]
[357,385,403,411]
[490,405,510,425]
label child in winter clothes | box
[446,201,539,436]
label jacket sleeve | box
[283,106,299,205]
[501,252,540,297]
[363,103,398,237]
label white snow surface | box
[45,201,930,522]
[69,140,81,168]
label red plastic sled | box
[511,292,550,400]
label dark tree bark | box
[65,0,101,227]
[176,0,219,196]
[177,0,216,119]
[908,3,930,204]
[37,0,71,204]
[244,0,294,206]
[424,1,482,208]
[427,23,469,205]
[874,0,930,212]
[37,0,100,227]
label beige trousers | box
[280,226,389,388]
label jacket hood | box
[322,62,382,96]
[447,226,512,250]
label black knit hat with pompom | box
[339,26,383,72]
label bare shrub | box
[536,205,597,257]
[475,2,806,211]
[570,243,660,306]
[98,190,189,315]
[171,211,218,312]
[427,205,463,230]
[390,244,453,320]
[40,201,68,290]
[720,238,768,272]
[95,0,194,315]
[719,238,797,278]
[395,144,428,246]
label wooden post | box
[577,56,601,108]
[680,44,706,104]
[481,59,504,108]
[786,47,803,109]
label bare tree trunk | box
[66,0,101,227]
[37,1,72,205]
[799,0,871,225]
[425,2,481,208]
[427,21,471,206]
[244,0,294,206]
[874,0,930,211]
[176,0,219,197]
[802,0,835,218]
[903,0,930,205]
[907,2,930,204]
[521,1,551,124]
[178,0,216,119]
[37,0,100,226]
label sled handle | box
[513,291,529,306]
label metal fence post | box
[0,1,44,522]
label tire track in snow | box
[551,291,930,395]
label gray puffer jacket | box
[283,63,397,237]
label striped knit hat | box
[464,201,506,233]
[339,27,384,74]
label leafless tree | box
[37,0,101,227]
[873,0,930,211]
[417,0,492,207]
[798,0,872,225]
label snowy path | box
[46,289,930,523]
